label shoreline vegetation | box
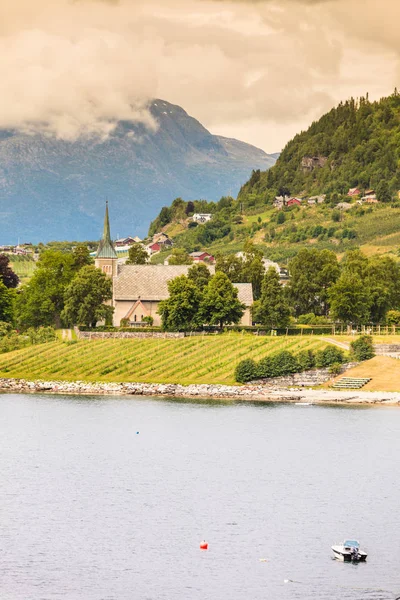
[1,376,400,405]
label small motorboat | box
[331,540,367,562]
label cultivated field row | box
[0,334,328,385]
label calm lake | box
[0,394,399,600]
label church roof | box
[113,264,253,305]
[96,202,117,259]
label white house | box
[192,213,212,224]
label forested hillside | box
[239,92,400,206]
[148,92,400,264]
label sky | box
[0,0,399,152]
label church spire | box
[96,201,118,259]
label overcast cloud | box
[0,0,398,150]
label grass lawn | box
[328,356,400,392]
[0,334,328,386]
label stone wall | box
[374,344,400,355]
[251,363,358,388]
[77,330,185,340]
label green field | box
[0,334,329,385]
[10,256,36,283]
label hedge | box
[235,347,345,383]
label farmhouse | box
[95,204,253,327]
[348,187,361,197]
[192,213,212,224]
[114,236,141,247]
[189,251,215,263]
[286,197,302,207]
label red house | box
[148,243,161,253]
[348,187,361,197]
[189,251,215,263]
[286,197,301,207]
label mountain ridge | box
[0,99,276,243]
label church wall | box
[113,300,162,326]
[113,299,251,327]
[241,307,252,327]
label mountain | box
[0,100,276,243]
[238,92,400,204]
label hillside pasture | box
[10,256,36,283]
[0,334,328,385]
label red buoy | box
[200,541,208,550]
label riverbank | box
[1,377,400,405]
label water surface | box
[0,394,399,599]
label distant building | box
[152,232,173,248]
[359,193,378,204]
[114,236,140,247]
[308,195,326,204]
[348,187,361,197]
[286,197,302,207]
[192,213,212,224]
[147,242,161,255]
[189,251,215,264]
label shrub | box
[328,362,342,376]
[297,349,316,371]
[257,356,274,379]
[143,316,154,326]
[26,327,57,344]
[386,310,400,325]
[120,318,130,327]
[0,321,13,338]
[277,212,286,224]
[315,346,345,367]
[235,359,258,383]
[270,351,299,376]
[297,313,316,325]
[350,335,375,361]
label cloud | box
[0,0,398,148]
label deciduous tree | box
[158,275,202,331]
[328,272,371,325]
[167,248,192,265]
[253,267,290,328]
[200,272,245,328]
[286,249,340,316]
[187,263,211,290]
[61,265,113,327]
[126,244,148,265]
[0,281,15,322]
[15,250,77,328]
[0,254,19,288]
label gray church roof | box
[113,264,253,305]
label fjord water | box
[1,395,399,600]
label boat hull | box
[331,547,367,562]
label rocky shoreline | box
[0,377,400,405]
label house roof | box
[113,265,253,305]
[189,251,210,258]
[96,202,118,259]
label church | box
[94,204,253,327]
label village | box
[273,186,381,210]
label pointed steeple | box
[96,201,118,259]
